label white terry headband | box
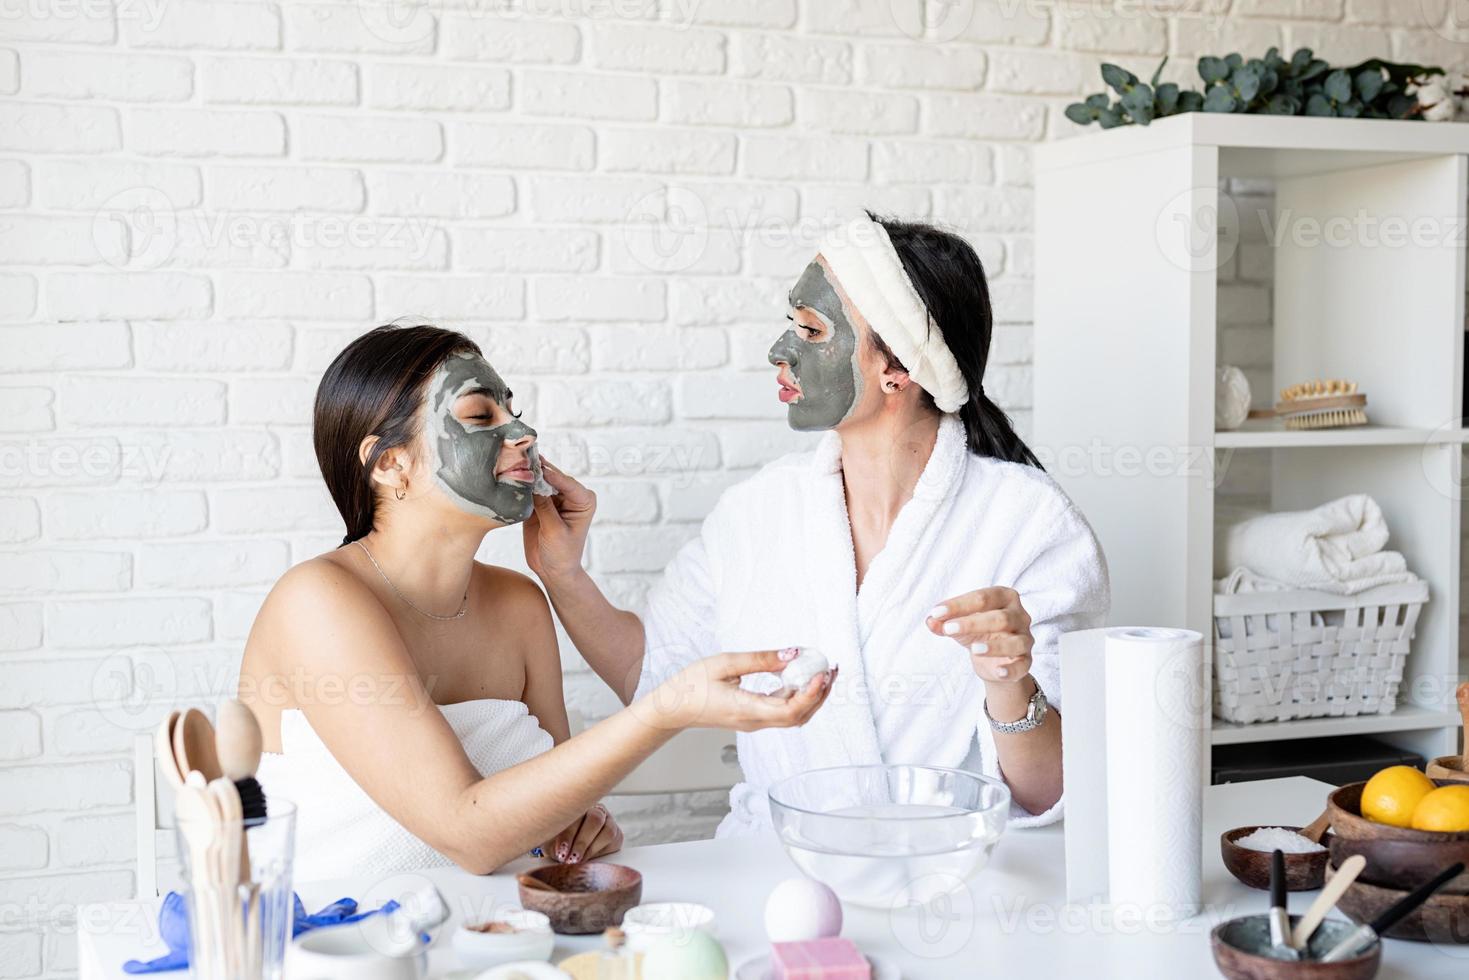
[815,215,970,414]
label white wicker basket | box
[1212,579,1429,724]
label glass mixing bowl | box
[767,765,1011,908]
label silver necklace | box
[353,539,469,621]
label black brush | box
[235,775,268,826]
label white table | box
[77,777,1466,978]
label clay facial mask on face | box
[768,260,864,431]
[424,351,553,525]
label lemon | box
[1411,785,1469,833]
[1360,765,1437,828]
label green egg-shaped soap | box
[640,931,728,980]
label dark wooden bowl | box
[1327,781,1469,844]
[1426,756,1469,784]
[517,862,643,935]
[1211,914,1379,980]
[1329,836,1469,895]
[1221,827,1328,891]
[1327,860,1469,943]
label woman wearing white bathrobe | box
[526,213,1110,836]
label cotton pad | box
[779,649,830,693]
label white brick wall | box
[2,3,1467,976]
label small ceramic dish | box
[477,964,571,980]
[1211,914,1379,980]
[452,909,555,970]
[1221,826,1329,891]
[620,901,716,953]
[517,862,643,935]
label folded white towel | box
[1213,494,1415,595]
[255,699,553,883]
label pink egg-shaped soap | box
[764,877,842,943]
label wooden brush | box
[1274,379,1367,430]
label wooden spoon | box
[215,699,262,783]
[155,711,183,789]
[517,873,559,893]
[214,700,263,885]
[1300,807,1331,844]
[174,708,222,782]
[209,779,244,974]
[176,779,222,971]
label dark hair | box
[314,323,481,546]
[866,212,1042,469]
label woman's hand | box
[636,650,835,732]
[925,587,1035,684]
[522,459,596,583]
[543,803,623,865]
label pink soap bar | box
[771,937,872,979]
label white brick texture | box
[4,8,1467,978]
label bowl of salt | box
[1221,826,1329,891]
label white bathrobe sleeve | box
[632,504,726,701]
[978,486,1110,829]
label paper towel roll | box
[1103,627,1206,921]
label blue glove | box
[122,892,402,973]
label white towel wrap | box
[255,698,554,883]
[816,215,969,413]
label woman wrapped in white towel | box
[525,213,1110,836]
[242,325,831,882]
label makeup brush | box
[1268,849,1299,960]
[1320,861,1466,962]
[1291,854,1365,951]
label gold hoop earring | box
[394,487,406,501]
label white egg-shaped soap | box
[763,877,843,942]
[640,930,728,980]
[779,649,829,693]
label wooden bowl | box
[1426,756,1469,784]
[1327,860,1469,943]
[1221,827,1328,891]
[1326,781,1469,844]
[1211,914,1379,980]
[517,862,643,935]
[1329,836,1469,894]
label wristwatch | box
[984,683,1049,734]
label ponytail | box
[868,212,1041,469]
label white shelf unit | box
[1034,114,1466,764]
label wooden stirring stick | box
[215,699,263,885]
[1291,855,1366,950]
[1300,808,1331,844]
[517,873,559,893]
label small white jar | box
[451,909,555,970]
[619,902,716,954]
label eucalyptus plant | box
[1066,48,1444,128]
